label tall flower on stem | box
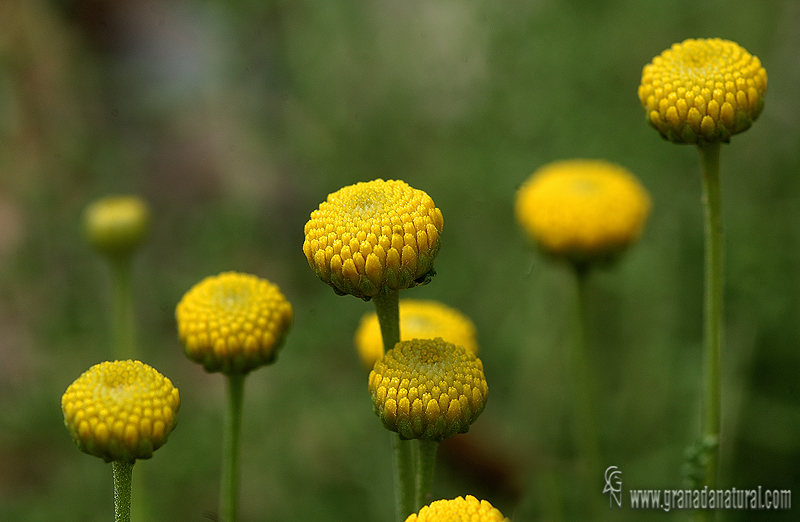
[370,338,489,517]
[303,179,444,521]
[175,272,293,522]
[84,195,151,360]
[638,38,767,501]
[62,360,180,522]
[515,159,651,516]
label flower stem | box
[372,290,401,354]
[113,461,134,522]
[571,265,601,517]
[110,256,136,360]
[220,374,246,522]
[699,141,723,490]
[413,439,438,511]
[392,435,417,522]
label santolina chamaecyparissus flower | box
[83,195,151,258]
[354,299,478,370]
[638,38,767,144]
[303,179,443,300]
[515,160,651,265]
[175,272,293,375]
[61,360,180,464]
[404,495,510,522]
[369,338,488,442]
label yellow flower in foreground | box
[369,338,488,442]
[355,299,478,370]
[62,360,180,464]
[84,195,151,258]
[176,272,293,375]
[638,38,767,144]
[405,495,509,522]
[303,179,444,300]
[515,160,651,265]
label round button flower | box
[303,179,444,300]
[61,360,180,464]
[84,195,151,258]
[515,159,651,266]
[638,38,767,144]
[404,495,509,522]
[175,272,293,375]
[355,299,478,370]
[369,338,488,442]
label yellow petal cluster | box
[639,38,767,144]
[405,495,509,522]
[83,195,151,258]
[175,272,293,374]
[355,299,478,370]
[303,179,444,300]
[369,338,488,442]
[515,160,651,266]
[61,360,180,464]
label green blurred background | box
[1,0,798,520]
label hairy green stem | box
[413,439,438,512]
[372,290,401,354]
[699,141,723,490]
[113,461,134,522]
[220,374,246,522]
[110,256,136,361]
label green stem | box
[372,290,401,353]
[220,374,246,522]
[571,265,601,517]
[699,141,723,490]
[113,461,134,522]
[393,435,416,522]
[110,256,136,360]
[413,439,438,512]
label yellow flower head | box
[175,272,293,375]
[405,495,509,522]
[355,299,478,370]
[303,179,444,300]
[515,160,651,266]
[638,38,767,144]
[61,360,180,464]
[368,338,488,442]
[84,195,151,258]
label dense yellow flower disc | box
[61,360,180,464]
[84,195,151,258]
[405,495,510,522]
[175,272,293,374]
[515,160,651,265]
[638,38,767,144]
[303,179,444,300]
[355,299,478,370]
[369,338,488,442]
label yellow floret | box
[303,179,444,300]
[61,360,180,464]
[175,272,293,374]
[355,299,478,370]
[405,495,510,522]
[638,38,767,144]
[515,160,651,266]
[369,338,488,442]
[84,195,151,258]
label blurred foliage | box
[1,0,799,520]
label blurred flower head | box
[175,272,293,375]
[638,38,767,144]
[303,179,443,300]
[369,338,487,442]
[83,195,151,259]
[515,159,651,267]
[354,299,478,370]
[62,360,180,464]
